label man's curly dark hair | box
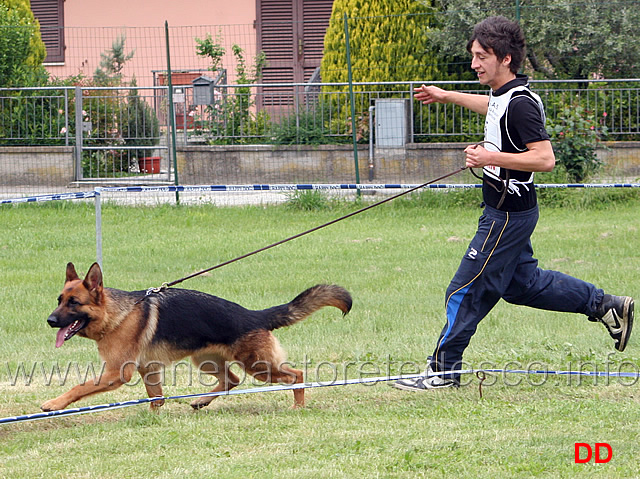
[466,16,525,74]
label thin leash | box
[139,141,506,297]
[141,165,471,298]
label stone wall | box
[176,143,476,185]
[599,141,640,177]
[1,142,638,188]
[0,146,75,186]
[176,144,365,184]
[176,142,640,185]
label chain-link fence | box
[2,10,640,204]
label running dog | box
[41,262,352,412]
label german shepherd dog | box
[41,262,352,412]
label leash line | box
[155,140,499,289]
[476,371,487,399]
[162,167,468,289]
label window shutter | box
[257,0,295,106]
[300,0,333,82]
[257,0,333,108]
[31,0,65,63]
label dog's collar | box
[136,283,169,304]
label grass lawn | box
[0,190,639,478]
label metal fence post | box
[95,187,103,269]
[64,88,70,147]
[165,21,180,204]
[344,13,361,186]
[74,86,83,180]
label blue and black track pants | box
[431,204,603,375]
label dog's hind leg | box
[244,362,305,408]
[261,364,305,409]
[189,353,240,410]
[234,331,306,408]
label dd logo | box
[574,443,613,464]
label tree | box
[425,0,640,80]
[1,0,46,67]
[195,33,226,72]
[195,34,267,142]
[321,0,448,88]
[93,33,135,86]
[0,0,47,86]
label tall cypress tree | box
[321,0,442,90]
[0,0,47,86]
[1,0,46,66]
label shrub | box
[285,190,332,211]
[272,108,332,145]
[547,102,607,183]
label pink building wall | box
[63,0,254,28]
[45,0,257,87]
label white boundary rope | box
[2,183,639,205]
[0,374,422,425]
[0,191,97,204]
[3,368,640,425]
[99,183,640,192]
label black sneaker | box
[588,294,634,352]
[392,365,459,391]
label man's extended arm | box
[414,85,489,115]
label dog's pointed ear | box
[65,262,79,283]
[83,262,104,296]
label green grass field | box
[1,190,639,478]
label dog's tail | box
[266,284,352,330]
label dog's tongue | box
[55,325,72,348]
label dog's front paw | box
[41,398,68,412]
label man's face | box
[469,40,513,90]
